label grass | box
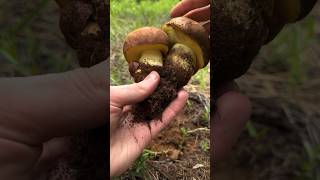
[128,150,154,179]
[262,15,316,88]
[298,142,320,180]
[180,127,190,138]
[200,138,210,152]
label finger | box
[111,71,160,107]
[184,5,211,22]
[171,0,210,18]
[129,89,188,146]
[212,91,251,161]
[122,105,132,114]
[0,61,107,145]
[34,137,71,174]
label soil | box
[129,61,190,123]
[133,78,178,122]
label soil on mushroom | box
[129,62,189,123]
[132,77,178,123]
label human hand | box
[0,61,107,180]
[110,71,188,177]
[171,0,210,33]
[212,82,251,161]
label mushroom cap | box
[162,17,210,71]
[123,27,169,63]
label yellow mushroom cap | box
[162,17,210,71]
[123,27,169,63]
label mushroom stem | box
[167,43,196,69]
[165,43,196,87]
[139,50,163,66]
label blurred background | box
[111,0,210,179]
[216,3,320,180]
[0,0,76,77]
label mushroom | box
[122,18,210,121]
[123,27,169,82]
[162,17,210,73]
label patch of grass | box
[180,127,190,139]
[200,138,210,152]
[126,149,155,179]
[0,0,74,76]
[245,121,270,140]
[264,16,316,88]
[246,121,258,138]
[191,66,210,90]
[201,103,210,125]
[298,142,320,180]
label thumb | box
[110,71,160,107]
[0,61,107,145]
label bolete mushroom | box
[123,17,209,122]
[123,27,169,82]
[162,17,210,73]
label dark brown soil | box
[129,62,187,123]
[133,78,178,122]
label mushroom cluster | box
[123,17,209,121]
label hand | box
[212,82,251,161]
[110,71,188,177]
[171,0,210,33]
[0,61,107,179]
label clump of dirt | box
[128,60,188,123]
[132,78,178,122]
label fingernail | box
[146,71,158,81]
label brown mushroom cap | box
[162,17,210,71]
[123,27,169,63]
